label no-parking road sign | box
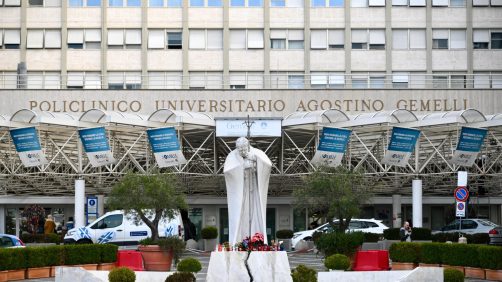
[456,202,466,217]
[454,186,469,202]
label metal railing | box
[0,73,501,90]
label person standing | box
[400,221,412,242]
[44,215,56,234]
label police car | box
[64,210,183,245]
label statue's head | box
[236,137,249,158]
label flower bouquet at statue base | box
[236,233,278,252]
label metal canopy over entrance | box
[1,108,501,197]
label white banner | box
[216,119,282,137]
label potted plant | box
[1,248,26,281]
[291,264,317,282]
[389,242,420,270]
[107,172,188,271]
[276,229,294,251]
[166,272,196,282]
[176,257,202,274]
[25,247,51,279]
[201,226,218,252]
[444,268,464,282]
[108,267,136,282]
[479,245,502,281]
[97,244,118,271]
[324,254,351,271]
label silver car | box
[489,226,502,245]
[434,218,498,234]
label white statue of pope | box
[224,137,272,246]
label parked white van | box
[64,210,183,245]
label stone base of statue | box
[206,251,292,282]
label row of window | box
[1,0,500,7]
[5,28,499,51]
[1,71,501,89]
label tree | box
[107,173,188,241]
[293,166,370,232]
[21,204,45,236]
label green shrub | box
[315,231,363,257]
[0,248,26,270]
[64,245,101,265]
[157,236,186,265]
[165,272,196,282]
[478,245,502,270]
[99,244,118,263]
[20,233,62,244]
[411,228,431,240]
[444,268,464,282]
[108,267,136,282]
[324,254,351,270]
[176,257,202,273]
[200,226,218,239]
[383,228,400,240]
[363,232,381,243]
[44,245,64,266]
[441,244,479,267]
[389,242,420,263]
[276,229,294,239]
[25,247,50,268]
[291,264,317,282]
[419,243,443,264]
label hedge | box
[363,232,381,243]
[315,231,364,257]
[384,228,431,240]
[0,244,118,271]
[390,242,502,269]
[431,232,490,244]
[389,242,421,263]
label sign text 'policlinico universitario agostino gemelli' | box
[311,127,352,167]
[78,127,115,167]
[381,127,421,167]
[9,127,48,167]
[147,127,186,168]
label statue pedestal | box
[206,251,292,282]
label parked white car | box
[64,210,183,245]
[433,218,498,235]
[291,218,388,249]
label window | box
[208,0,222,6]
[229,72,264,89]
[432,74,448,88]
[108,29,141,49]
[231,0,245,6]
[369,0,384,5]
[190,0,204,5]
[0,30,21,49]
[27,29,61,49]
[311,29,344,49]
[148,72,182,89]
[167,0,182,5]
[310,72,345,88]
[109,0,122,5]
[148,30,182,49]
[91,214,123,229]
[26,72,61,89]
[230,0,263,6]
[492,32,502,49]
[473,30,489,49]
[392,29,426,50]
[351,74,368,88]
[189,29,222,50]
[460,220,478,230]
[189,72,223,89]
[108,72,141,89]
[149,0,164,6]
[474,72,502,89]
[29,0,61,6]
[312,0,344,6]
[67,72,101,89]
[352,29,385,50]
[288,75,304,89]
[432,29,449,49]
[248,0,263,6]
[392,0,407,5]
[230,29,264,49]
[351,0,367,7]
[271,0,303,6]
[67,29,101,49]
[369,73,385,88]
[432,0,465,6]
[190,0,222,6]
[270,29,304,50]
[433,29,466,50]
[1,0,21,6]
[0,72,17,89]
[473,0,501,6]
[392,72,409,88]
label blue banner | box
[10,127,48,167]
[382,127,420,167]
[388,127,421,153]
[79,127,111,153]
[451,127,487,166]
[78,127,114,167]
[318,127,351,153]
[10,127,42,152]
[456,127,487,152]
[147,127,186,168]
[312,127,351,167]
[147,127,181,153]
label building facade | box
[1,0,502,242]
